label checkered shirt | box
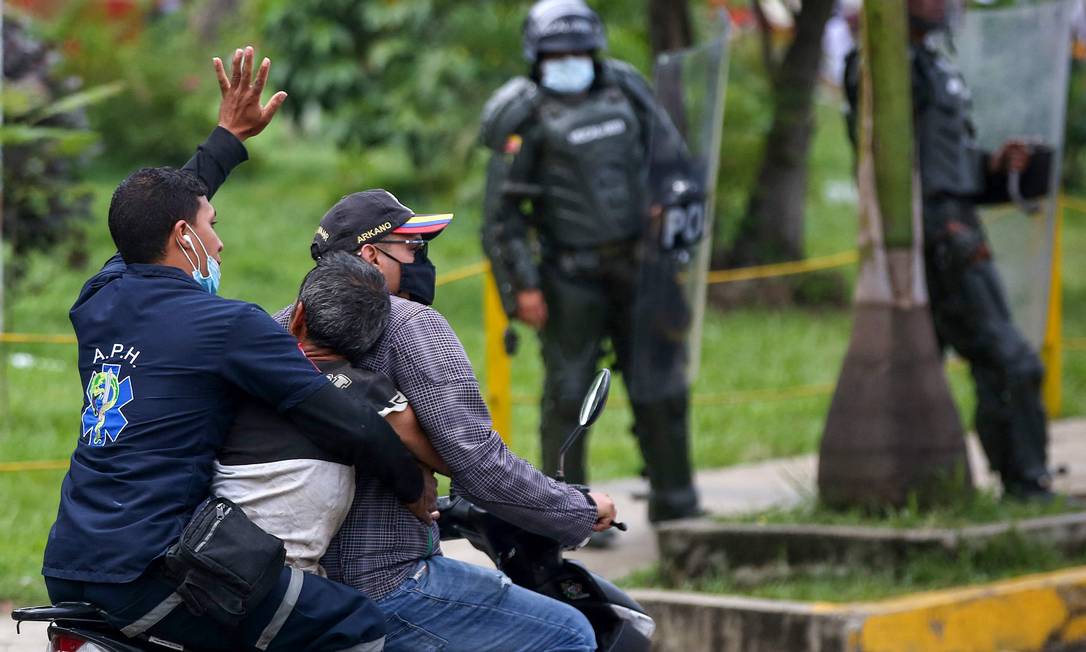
[274,297,596,599]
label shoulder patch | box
[82,363,135,447]
[480,76,540,152]
[601,58,655,111]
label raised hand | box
[213,45,288,142]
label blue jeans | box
[375,556,595,651]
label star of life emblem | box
[81,363,135,447]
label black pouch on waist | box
[164,497,285,625]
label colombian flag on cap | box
[395,212,454,239]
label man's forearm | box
[387,407,451,476]
[482,154,541,284]
[392,308,595,543]
[481,212,540,317]
[448,437,596,547]
[181,126,249,199]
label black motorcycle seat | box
[12,602,107,624]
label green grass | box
[722,491,1081,530]
[619,533,1086,603]
[2,98,1084,604]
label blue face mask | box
[540,56,595,94]
[197,256,222,296]
[178,226,221,295]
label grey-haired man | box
[215,251,447,577]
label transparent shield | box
[953,0,1074,349]
[627,22,730,401]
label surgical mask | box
[397,247,437,306]
[540,56,595,94]
[177,226,221,295]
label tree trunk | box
[750,0,776,78]
[817,0,972,509]
[727,0,835,266]
[648,0,693,57]
[646,1,694,148]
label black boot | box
[630,394,701,523]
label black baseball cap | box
[311,189,453,261]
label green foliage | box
[1,15,119,277]
[1064,60,1086,193]
[253,0,657,193]
[40,1,222,166]
[722,490,1079,530]
[252,0,766,251]
[711,35,773,253]
[255,0,525,190]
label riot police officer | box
[844,0,1053,499]
[480,0,700,523]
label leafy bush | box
[40,1,221,166]
[254,0,520,193]
[2,15,118,277]
[253,0,662,194]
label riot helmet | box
[522,0,606,62]
[907,0,963,35]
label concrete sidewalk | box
[443,450,815,580]
[447,418,1086,579]
[4,419,1085,650]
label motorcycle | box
[11,369,654,651]
[436,368,655,652]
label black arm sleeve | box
[75,129,249,289]
[284,381,423,504]
[181,126,248,199]
[481,143,543,315]
[843,49,860,152]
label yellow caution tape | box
[436,260,489,286]
[508,361,974,409]
[706,250,858,285]
[0,261,494,345]
[0,332,77,344]
[702,192,1085,286]
[1066,337,1086,351]
[439,250,861,289]
[0,459,68,473]
[512,383,838,408]
[6,193,1086,349]
[1060,195,1086,215]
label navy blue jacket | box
[43,128,330,582]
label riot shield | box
[627,23,730,401]
[953,0,1074,349]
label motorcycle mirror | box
[556,369,611,482]
[578,369,611,428]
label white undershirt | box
[211,459,354,576]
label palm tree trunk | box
[648,0,693,56]
[817,0,972,508]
